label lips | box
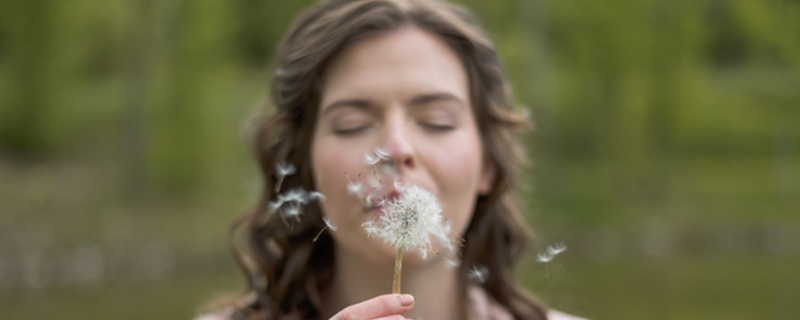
[365,188,401,214]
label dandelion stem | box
[392,247,404,294]
[275,177,284,193]
[313,226,328,242]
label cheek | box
[311,136,366,224]
[423,134,485,235]
[312,140,346,194]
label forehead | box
[320,26,470,106]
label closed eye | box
[420,122,455,131]
[334,124,373,135]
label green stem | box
[392,247,404,294]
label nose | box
[383,114,415,171]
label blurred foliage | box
[1,0,799,319]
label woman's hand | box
[330,294,415,320]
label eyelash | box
[334,125,372,136]
[332,121,455,135]
[420,122,455,132]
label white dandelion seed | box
[308,191,326,202]
[374,147,390,160]
[365,193,379,210]
[276,162,296,177]
[268,198,284,213]
[393,179,405,192]
[322,216,338,231]
[347,181,363,197]
[314,215,339,242]
[282,188,308,204]
[546,242,567,256]
[368,175,382,190]
[444,256,461,269]
[366,147,391,166]
[274,162,296,192]
[468,265,489,284]
[365,153,381,166]
[362,185,451,259]
[536,252,554,263]
[283,205,301,219]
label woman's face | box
[311,27,493,268]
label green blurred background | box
[1,0,798,319]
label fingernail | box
[399,294,414,307]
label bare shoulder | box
[548,309,590,320]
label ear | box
[478,157,496,195]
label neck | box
[324,244,461,320]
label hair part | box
[225,1,547,319]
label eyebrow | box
[409,92,466,107]
[320,99,374,117]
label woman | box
[199,0,587,319]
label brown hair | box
[226,0,547,319]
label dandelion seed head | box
[362,185,451,259]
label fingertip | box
[398,294,414,307]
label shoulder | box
[547,309,590,320]
[468,285,590,320]
[192,307,235,320]
[467,286,513,320]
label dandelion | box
[274,162,296,192]
[468,265,489,284]
[362,185,452,293]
